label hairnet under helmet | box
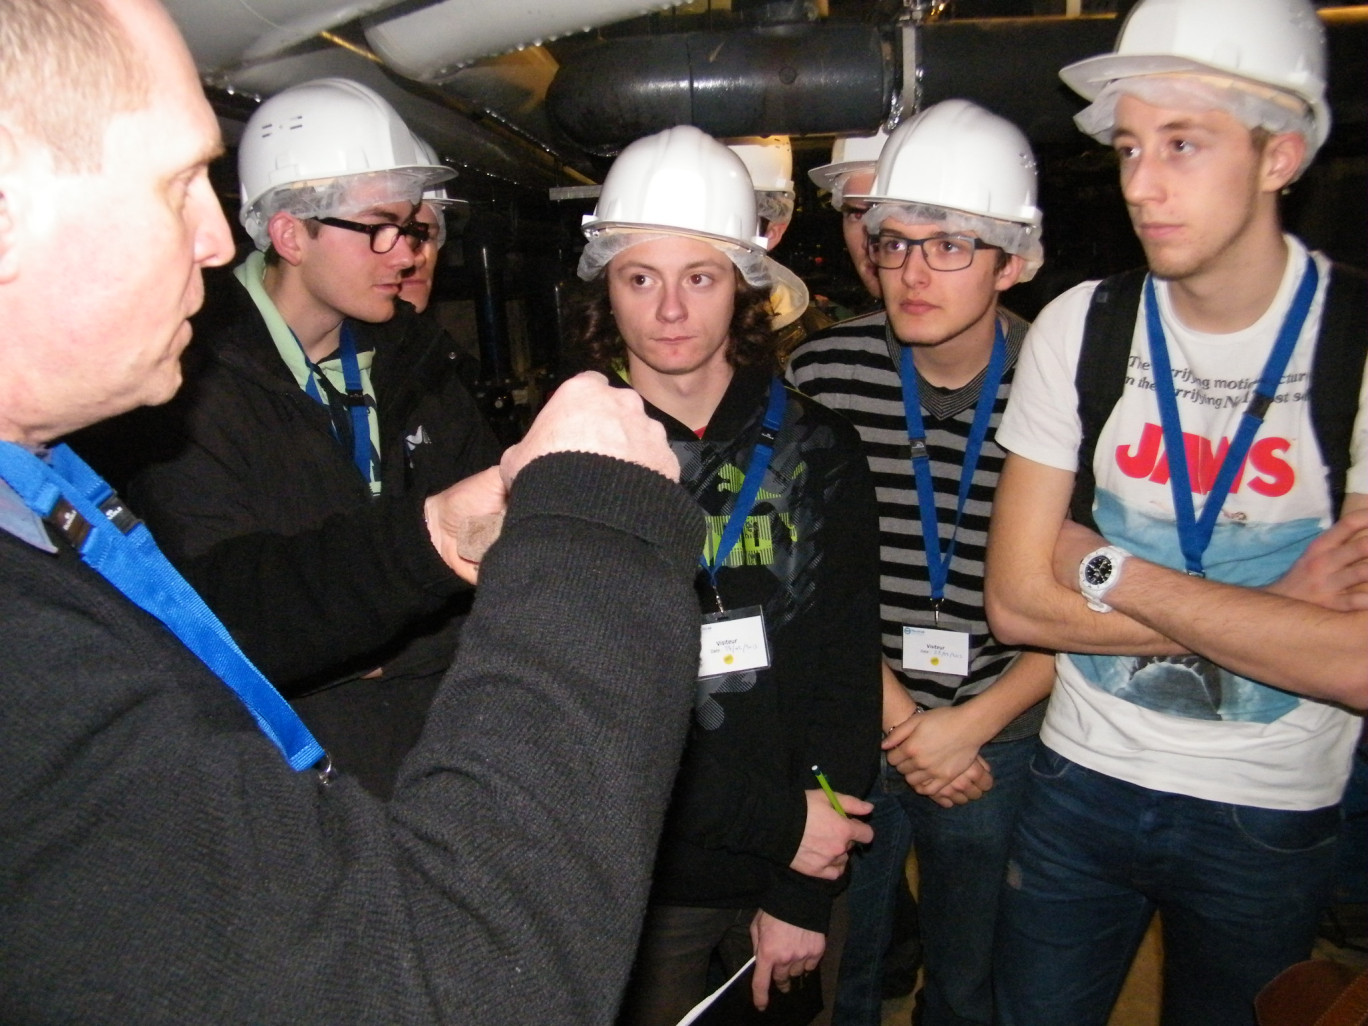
[578,125,809,329]
[410,131,467,249]
[1059,0,1328,171]
[850,100,1045,282]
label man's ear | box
[1261,131,1307,193]
[0,125,25,285]
[267,211,307,266]
[994,252,1025,294]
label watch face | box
[1084,554,1114,587]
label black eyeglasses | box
[312,216,433,254]
[868,232,998,272]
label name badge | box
[902,626,970,677]
[699,606,770,678]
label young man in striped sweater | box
[787,100,1056,1026]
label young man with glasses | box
[787,100,1056,1026]
[90,77,501,798]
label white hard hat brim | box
[1063,52,1246,99]
[410,164,458,191]
[767,261,809,331]
[807,160,877,193]
[844,190,1042,231]
[583,221,770,256]
[1059,56,1330,150]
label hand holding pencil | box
[789,766,873,879]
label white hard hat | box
[808,129,890,193]
[583,125,764,249]
[726,136,795,198]
[728,136,795,228]
[852,100,1041,229]
[238,78,453,248]
[579,125,808,330]
[410,132,460,208]
[1059,0,1329,152]
[853,100,1044,281]
[409,132,470,249]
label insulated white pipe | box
[364,0,680,82]
[163,0,397,71]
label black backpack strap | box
[1309,264,1368,516]
[1072,268,1148,531]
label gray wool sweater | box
[0,452,702,1026]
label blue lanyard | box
[295,322,375,485]
[899,321,1008,616]
[699,378,788,599]
[0,441,327,774]
[1145,256,1318,576]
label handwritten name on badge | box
[699,606,770,678]
[903,626,970,677]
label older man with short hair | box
[0,2,702,1022]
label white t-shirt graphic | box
[998,237,1366,809]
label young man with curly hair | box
[565,125,882,1026]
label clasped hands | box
[882,705,995,808]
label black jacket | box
[70,269,503,796]
[107,267,501,692]
[636,366,882,933]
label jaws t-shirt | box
[997,238,1365,810]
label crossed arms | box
[984,453,1368,709]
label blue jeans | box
[833,735,1036,1026]
[1333,738,1368,903]
[995,746,1342,1026]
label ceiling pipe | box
[362,0,680,82]
[547,8,1366,154]
[161,0,402,72]
[916,16,1124,145]
[547,23,893,151]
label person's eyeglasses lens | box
[870,234,978,272]
[314,217,432,254]
[393,221,432,252]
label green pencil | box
[811,764,848,818]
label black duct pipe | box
[918,16,1124,146]
[546,23,891,149]
[547,11,1366,154]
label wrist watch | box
[1079,545,1130,613]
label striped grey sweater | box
[787,308,1043,740]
